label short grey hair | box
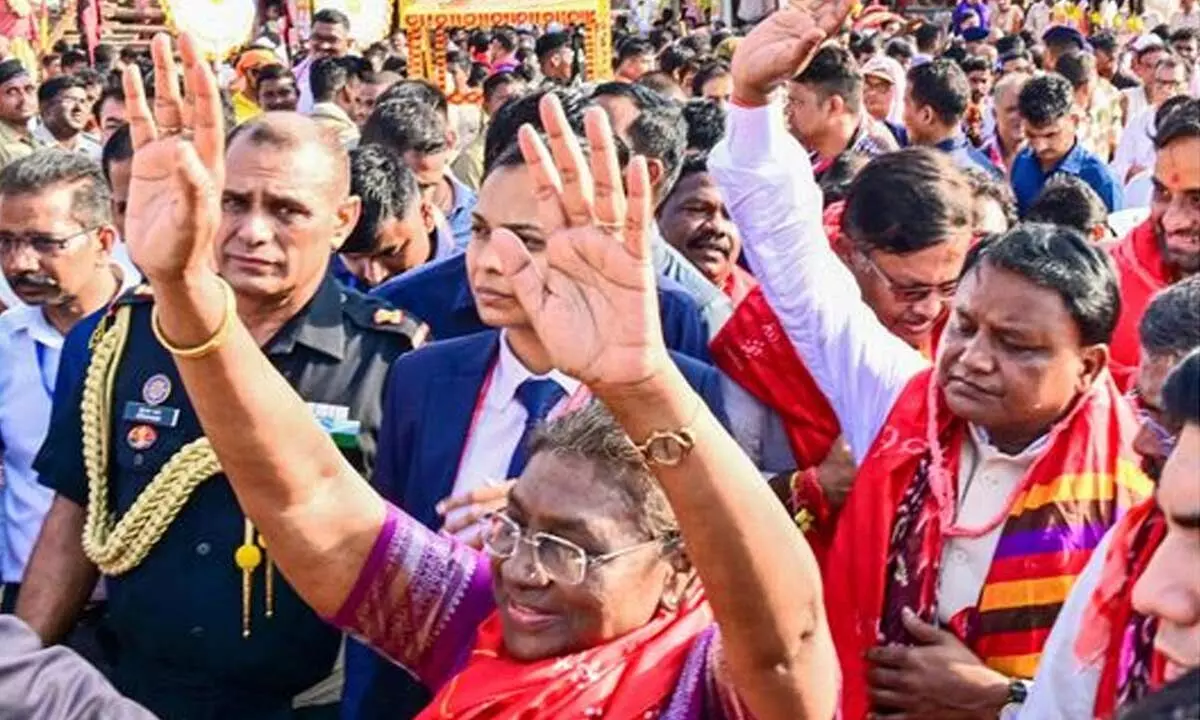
[528,402,679,541]
[0,148,111,227]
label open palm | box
[731,0,858,103]
[123,33,225,284]
[489,97,670,390]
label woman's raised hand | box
[122,32,225,285]
[489,95,672,392]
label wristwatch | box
[634,427,696,467]
[1006,678,1030,705]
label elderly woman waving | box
[121,9,841,719]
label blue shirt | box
[444,172,477,250]
[935,133,1004,179]
[1010,141,1124,217]
[0,306,60,585]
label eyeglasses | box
[0,227,97,257]
[1129,388,1179,457]
[855,249,959,305]
[482,511,674,586]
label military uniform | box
[0,119,43,170]
[35,271,425,720]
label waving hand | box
[488,95,672,391]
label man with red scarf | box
[1108,98,1200,391]
[1020,277,1200,719]
[712,148,975,550]
[715,11,1153,718]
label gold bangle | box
[150,277,235,359]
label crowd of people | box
[0,0,1197,718]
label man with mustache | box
[1020,277,1200,719]
[1108,98,1200,390]
[33,76,101,162]
[716,10,1152,717]
[0,150,136,635]
[656,154,755,304]
[16,101,425,719]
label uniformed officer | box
[15,87,425,719]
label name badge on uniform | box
[123,401,181,428]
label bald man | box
[16,112,427,720]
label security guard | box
[16,113,426,720]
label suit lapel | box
[408,331,501,527]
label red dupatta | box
[1107,220,1171,391]
[418,587,712,720]
[1075,499,1168,718]
[823,369,1151,719]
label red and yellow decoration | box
[400,0,612,105]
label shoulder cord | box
[80,306,222,576]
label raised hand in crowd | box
[730,0,857,107]
[120,29,838,720]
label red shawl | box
[1075,499,1168,718]
[1108,219,1171,392]
[709,202,849,469]
[721,265,758,307]
[417,588,712,719]
[824,369,1151,719]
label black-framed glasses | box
[482,511,674,586]
[0,227,97,256]
[855,249,959,305]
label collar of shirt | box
[311,101,355,127]
[934,133,972,154]
[0,303,62,349]
[1047,139,1088,175]
[444,171,477,222]
[490,329,581,412]
[30,122,98,154]
[262,270,346,360]
[0,119,33,146]
[968,421,1051,463]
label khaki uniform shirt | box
[0,120,39,169]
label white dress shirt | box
[939,425,1047,622]
[0,306,64,584]
[1121,87,1149,129]
[30,121,102,162]
[709,103,926,465]
[451,331,581,498]
[0,267,138,584]
[709,103,1045,628]
[1112,105,1158,186]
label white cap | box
[1131,33,1165,53]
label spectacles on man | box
[0,226,97,257]
[482,511,675,586]
[1129,387,1180,457]
[855,248,959,305]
